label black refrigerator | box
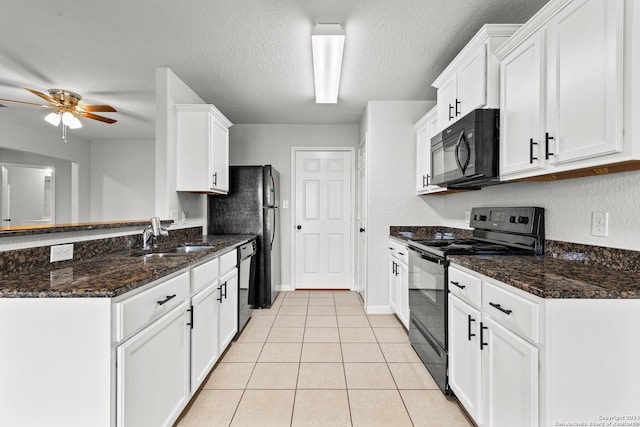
[208,165,280,307]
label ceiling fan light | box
[68,116,83,129]
[44,112,61,126]
[62,111,82,129]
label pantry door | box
[293,149,354,289]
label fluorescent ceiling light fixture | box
[312,23,345,104]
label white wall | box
[0,109,91,222]
[229,124,360,288]
[90,139,155,221]
[361,101,442,310]
[4,166,50,225]
[155,67,209,230]
[438,170,640,251]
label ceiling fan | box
[0,88,117,140]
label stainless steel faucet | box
[142,217,169,250]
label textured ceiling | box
[0,0,548,140]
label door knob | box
[359,227,365,232]
[297,225,302,230]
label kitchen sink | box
[130,245,215,258]
[160,246,213,254]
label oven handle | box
[408,246,445,265]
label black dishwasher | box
[237,239,257,333]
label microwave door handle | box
[455,134,465,173]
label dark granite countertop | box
[449,255,640,299]
[0,235,254,298]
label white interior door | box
[294,150,354,289]
[357,136,368,300]
[1,167,10,227]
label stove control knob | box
[509,216,517,223]
[517,216,529,224]
[479,215,487,221]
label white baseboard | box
[364,305,394,315]
[278,284,295,292]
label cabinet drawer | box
[191,257,219,293]
[396,245,409,265]
[219,250,237,275]
[388,240,399,256]
[448,266,481,308]
[116,272,190,342]
[483,280,539,343]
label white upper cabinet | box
[545,0,623,164]
[499,33,545,177]
[176,104,233,194]
[432,24,520,132]
[415,106,445,194]
[498,0,625,181]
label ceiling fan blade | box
[82,112,117,124]
[82,104,117,113]
[0,98,51,107]
[24,88,59,105]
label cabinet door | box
[210,117,229,193]
[416,109,445,195]
[482,316,538,427]
[457,43,487,118]
[388,254,398,312]
[190,282,220,392]
[117,301,190,427]
[448,295,482,423]
[545,0,623,165]
[176,110,209,192]
[397,260,409,329]
[437,75,457,130]
[415,124,431,193]
[218,268,238,351]
[499,32,545,178]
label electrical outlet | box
[282,200,289,209]
[591,212,609,237]
[170,210,178,223]
[465,211,471,225]
[50,244,74,262]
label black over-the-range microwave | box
[430,108,499,188]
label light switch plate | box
[591,212,609,237]
[50,244,74,262]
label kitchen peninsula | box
[0,223,253,427]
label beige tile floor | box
[176,290,472,427]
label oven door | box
[408,246,451,394]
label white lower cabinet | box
[449,265,540,427]
[190,281,220,392]
[482,316,538,427]
[449,263,640,427]
[448,294,482,422]
[218,266,239,350]
[388,238,409,328]
[117,301,191,427]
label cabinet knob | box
[359,227,365,233]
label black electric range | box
[406,206,545,395]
